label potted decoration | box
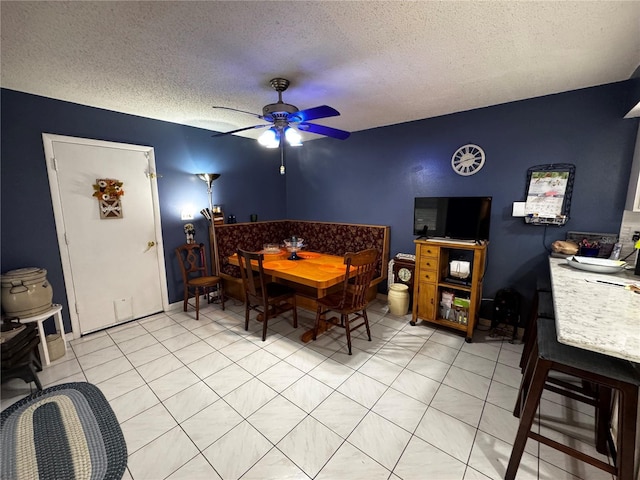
[578,239,600,257]
[184,223,195,244]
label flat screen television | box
[413,196,492,241]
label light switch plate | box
[512,202,526,217]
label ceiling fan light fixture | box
[258,128,279,148]
[284,127,302,146]
[213,78,350,146]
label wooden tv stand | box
[410,239,487,342]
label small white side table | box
[19,304,66,366]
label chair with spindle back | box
[237,248,298,341]
[175,243,225,320]
[312,248,379,355]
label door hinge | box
[64,232,69,245]
[75,303,79,314]
[51,157,58,171]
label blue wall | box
[1,89,287,332]
[1,81,638,334]
[287,81,638,303]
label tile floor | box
[1,298,615,480]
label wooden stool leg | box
[519,291,539,371]
[595,386,612,455]
[195,287,200,320]
[514,341,538,417]
[506,356,550,480]
[615,384,638,480]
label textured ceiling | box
[2,1,639,141]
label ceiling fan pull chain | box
[280,143,286,175]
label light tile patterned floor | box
[1,299,615,480]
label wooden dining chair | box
[236,248,298,341]
[312,248,379,355]
[175,243,225,320]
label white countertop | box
[549,257,640,363]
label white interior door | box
[43,134,168,335]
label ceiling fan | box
[211,77,350,148]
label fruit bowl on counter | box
[566,256,627,274]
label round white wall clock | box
[451,144,485,176]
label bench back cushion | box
[215,220,389,282]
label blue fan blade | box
[298,122,350,140]
[288,105,340,123]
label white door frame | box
[42,133,169,338]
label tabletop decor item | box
[184,223,195,243]
[283,236,305,260]
[578,239,600,257]
[262,243,282,254]
[92,178,124,219]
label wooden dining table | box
[227,249,355,341]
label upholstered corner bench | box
[214,220,390,310]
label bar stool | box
[519,284,554,372]
[506,319,640,480]
[519,292,549,371]
[519,285,612,454]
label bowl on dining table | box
[262,243,282,254]
[283,238,305,251]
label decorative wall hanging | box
[523,164,575,226]
[92,178,124,219]
[184,223,195,244]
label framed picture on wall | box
[523,164,575,225]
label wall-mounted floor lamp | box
[197,173,221,275]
